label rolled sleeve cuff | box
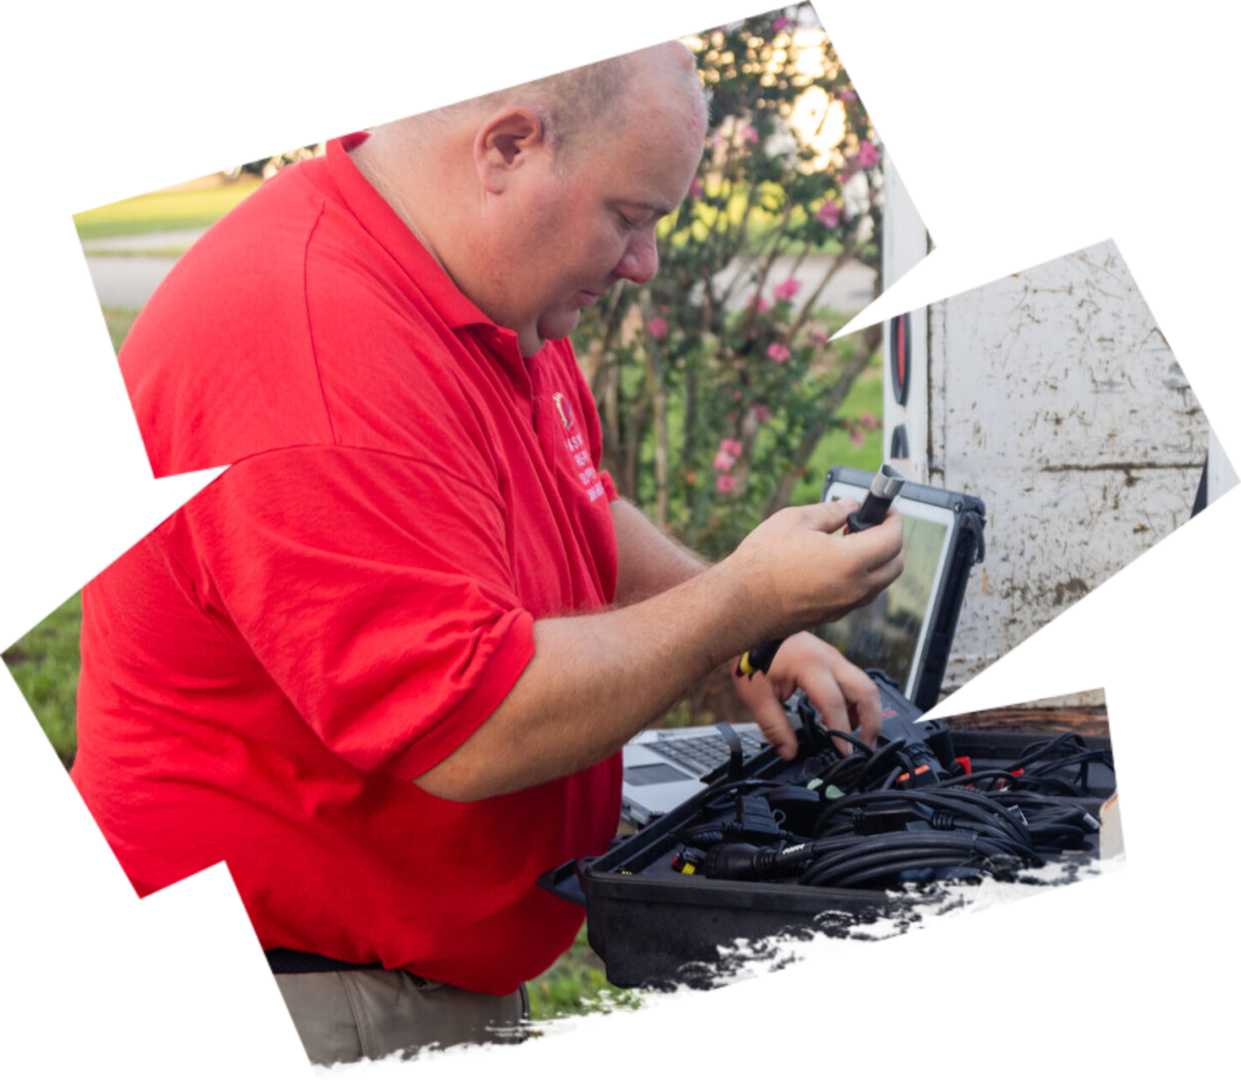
[383,607,536,782]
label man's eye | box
[617,211,639,229]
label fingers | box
[824,655,883,747]
[798,664,854,754]
[794,650,883,759]
[733,672,800,761]
[844,514,904,607]
[849,512,905,572]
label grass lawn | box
[74,178,261,241]
[69,177,261,320]
[526,923,655,1072]
[2,591,82,766]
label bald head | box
[351,40,707,356]
[381,41,705,164]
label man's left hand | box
[730,632,882,761]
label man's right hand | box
[416,497,903,801]
[722,498,904,638]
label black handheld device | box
[736,465,906,680]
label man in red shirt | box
[73,41,903,1064]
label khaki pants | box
[274,969,529,1066]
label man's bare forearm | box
[414,559,758,801]
[610,497,707,604]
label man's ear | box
[474,105,551,194]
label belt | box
[265,948,386,975]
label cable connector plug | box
[852,808,913,835]
[702,843,782,881]
[732,794,786,841]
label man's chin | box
[536,309,582,346]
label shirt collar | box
[326,133,515,341]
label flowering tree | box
[573,4,885,561]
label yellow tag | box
[681,864,696,874]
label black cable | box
[1012,731,1083,762]
[1022,751,1113,796]
[834,854,1027,889]
[878,764,906,791]
[800,834,1029,887]
[813,788,1036,849]
[828,857,976,889]
[665,722,1106,893]
[1006,734,1115,792]
[850,739,907,790]
[1026,822,1089,850]
[814,753,869,792]
[696,777,785,812]
[934,769,1083,797]
[813,729,875,757]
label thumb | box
[799,498,858,534]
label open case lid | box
[818,465,986,711]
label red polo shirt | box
[71,134,622,994]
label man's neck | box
[350,140,447,272]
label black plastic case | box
[538,729,1131,1003]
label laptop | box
[620,465,986,826]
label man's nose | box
[614,229,659,284]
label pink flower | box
[690,176,705,199]
[646,316,668,339]
[716,475,737,494]
[753,404,771,423]
[739,124,760,145]
[733,390,743,401]
[713,449,736,471]
[855,140,881,168]
[767,342,791,363]
[660,305,669,314]
[810,329,831,348]
[839,89,857,101]
[721,438,742,456]
[773,15,790,31]
[849,427,866,447]
[773,277,801,302]
[752,294,769,313]
[816,200,841,228]
[859,412,879,430]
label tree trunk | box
[644,344,670,526]
[600,353,622,484]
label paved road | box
[83,228,201,309]
[84,231,877,315]
[714,253,876,315]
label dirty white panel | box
[928,228,1111,302]
[926,240,1209,699]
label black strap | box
[265,948,386,974]
[713,721,745,782]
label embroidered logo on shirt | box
[552,391,575,432]
[557,396,604,503]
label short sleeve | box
[166,445,534,779]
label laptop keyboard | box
[650,729,767,777]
